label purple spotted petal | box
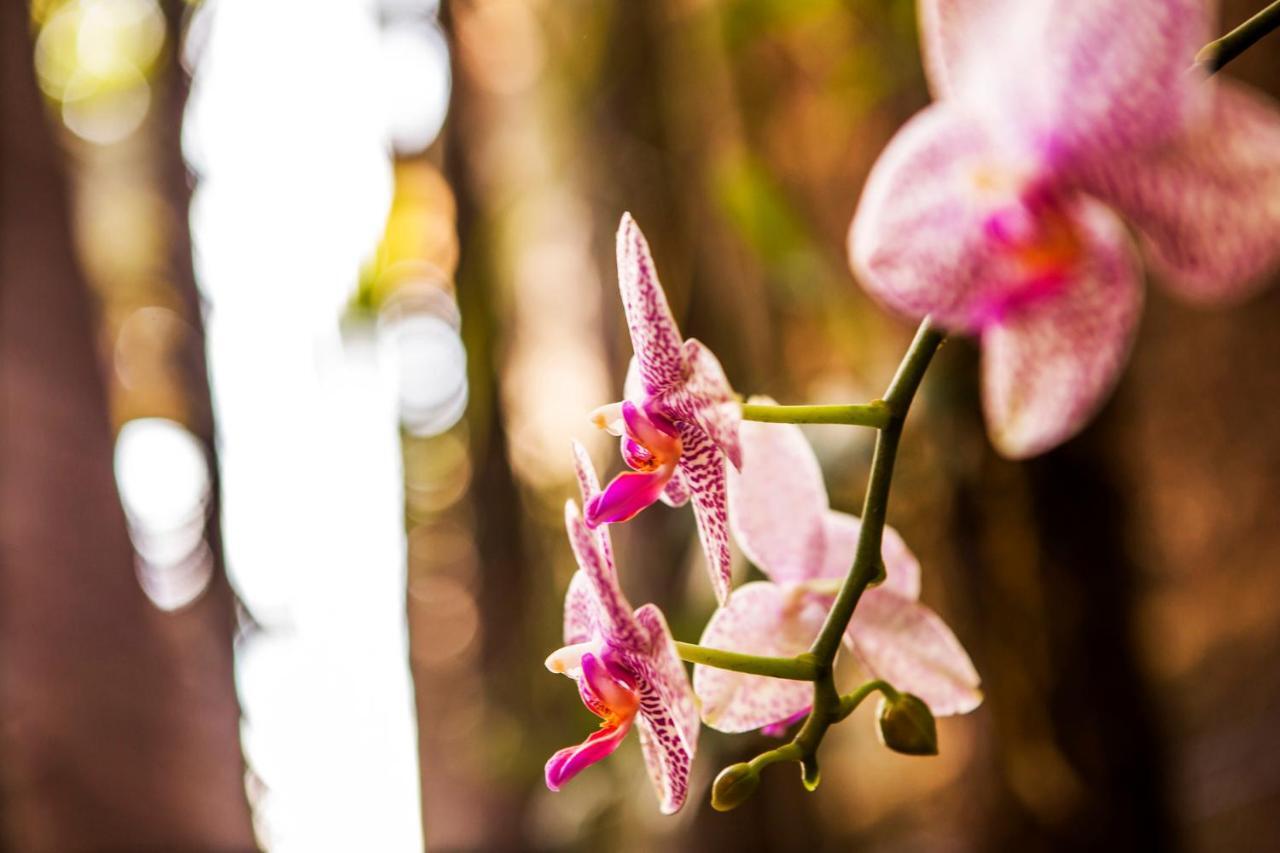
[659,471,692,507]
[571,440,617,569]
[617,213,686,396]
[820,511,921,601]
[846,589,982,716]
[631,604,699,814]
[545,718,634,792]
[564,501,644,649]
[693,582,826,733]
[850,103,1028,329]
[728,413,829,584]
[919,0,1209,163]
[980,198,1142,458]
[1076,81,1280,303]
[675,424,733,605]
[668,339,742,470]
[563,570,597,646]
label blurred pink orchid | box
[587,213,742,604]
[851,0,1280,458]
[545,442,699,814]
[693,409,981,733]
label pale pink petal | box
[850,103,1027,329]
[820,511,921,601]
[692,582,826,733]
[847,590,982,716]
[981,198,1142,458]
[617,213,686,396]
[631,605,699,814]
[675,424,733,605]
[563,570,597,645]
[727,414,829,584]
[920,0,1210,162]
[1077,81,1280,303]
[671,339,742,469]
[564,501,644,648]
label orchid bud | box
[876,693,938,756]
[711,762,759,812]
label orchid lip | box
[585,466,677,528]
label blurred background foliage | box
[6,0,1280,850]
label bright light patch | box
[113,417,214,611]
[380,22,451,155]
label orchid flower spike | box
[694,406,981,734]
[851,0,1280,458]
[587,213,742,604]
[545,442,699,814]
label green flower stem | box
[674,641,819,681]
[741,401,892,429]
[1198,0,1280,72]
[834,680,898,723]
[809,318,944,666]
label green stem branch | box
[741,401,891,429]
[1198,0,1280,72]
[674,641,819,681]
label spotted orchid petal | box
[728,410,829,584]
[850,103,1032,330]
[919,0,1210,163]
[980,198,1142,458]
[617,212,685,396]
[632,604,699,814]
[1076,81,1280,302]
[820,511,921,601]
[563,501,644,648]
[664,339,743,470]
[675,423,733,606]
[693,582,828,733]
[846,590,982,717]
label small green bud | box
[711,762,760,811]
[800,754,821,791]
[876,693,938,756]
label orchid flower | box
[851,0,1280,458]
[587,213,742,604]
[693,409,981,733]
[545,442,700,814]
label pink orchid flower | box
[851,0,1280,458]
[694,409,981,733]
[545,442,700,814]
[587,213,742,604]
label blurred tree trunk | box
[0,3,253,850]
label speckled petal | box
[571,440,616,568]
[672,339,742,470]
[617,213,686,396]
[847,590,982,716]
[728,412,829,584]
[631,604,699,814]
[1077,80,1280,303]
[676,424,734,605]
[919,0,1210,162]
[820,511,921,601]
[563,570,598,646]
[693,582,826,733]
[981,198,1142,458]
[564,501,644,648]
[850,103,1024,329]
[659,470,692,507]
